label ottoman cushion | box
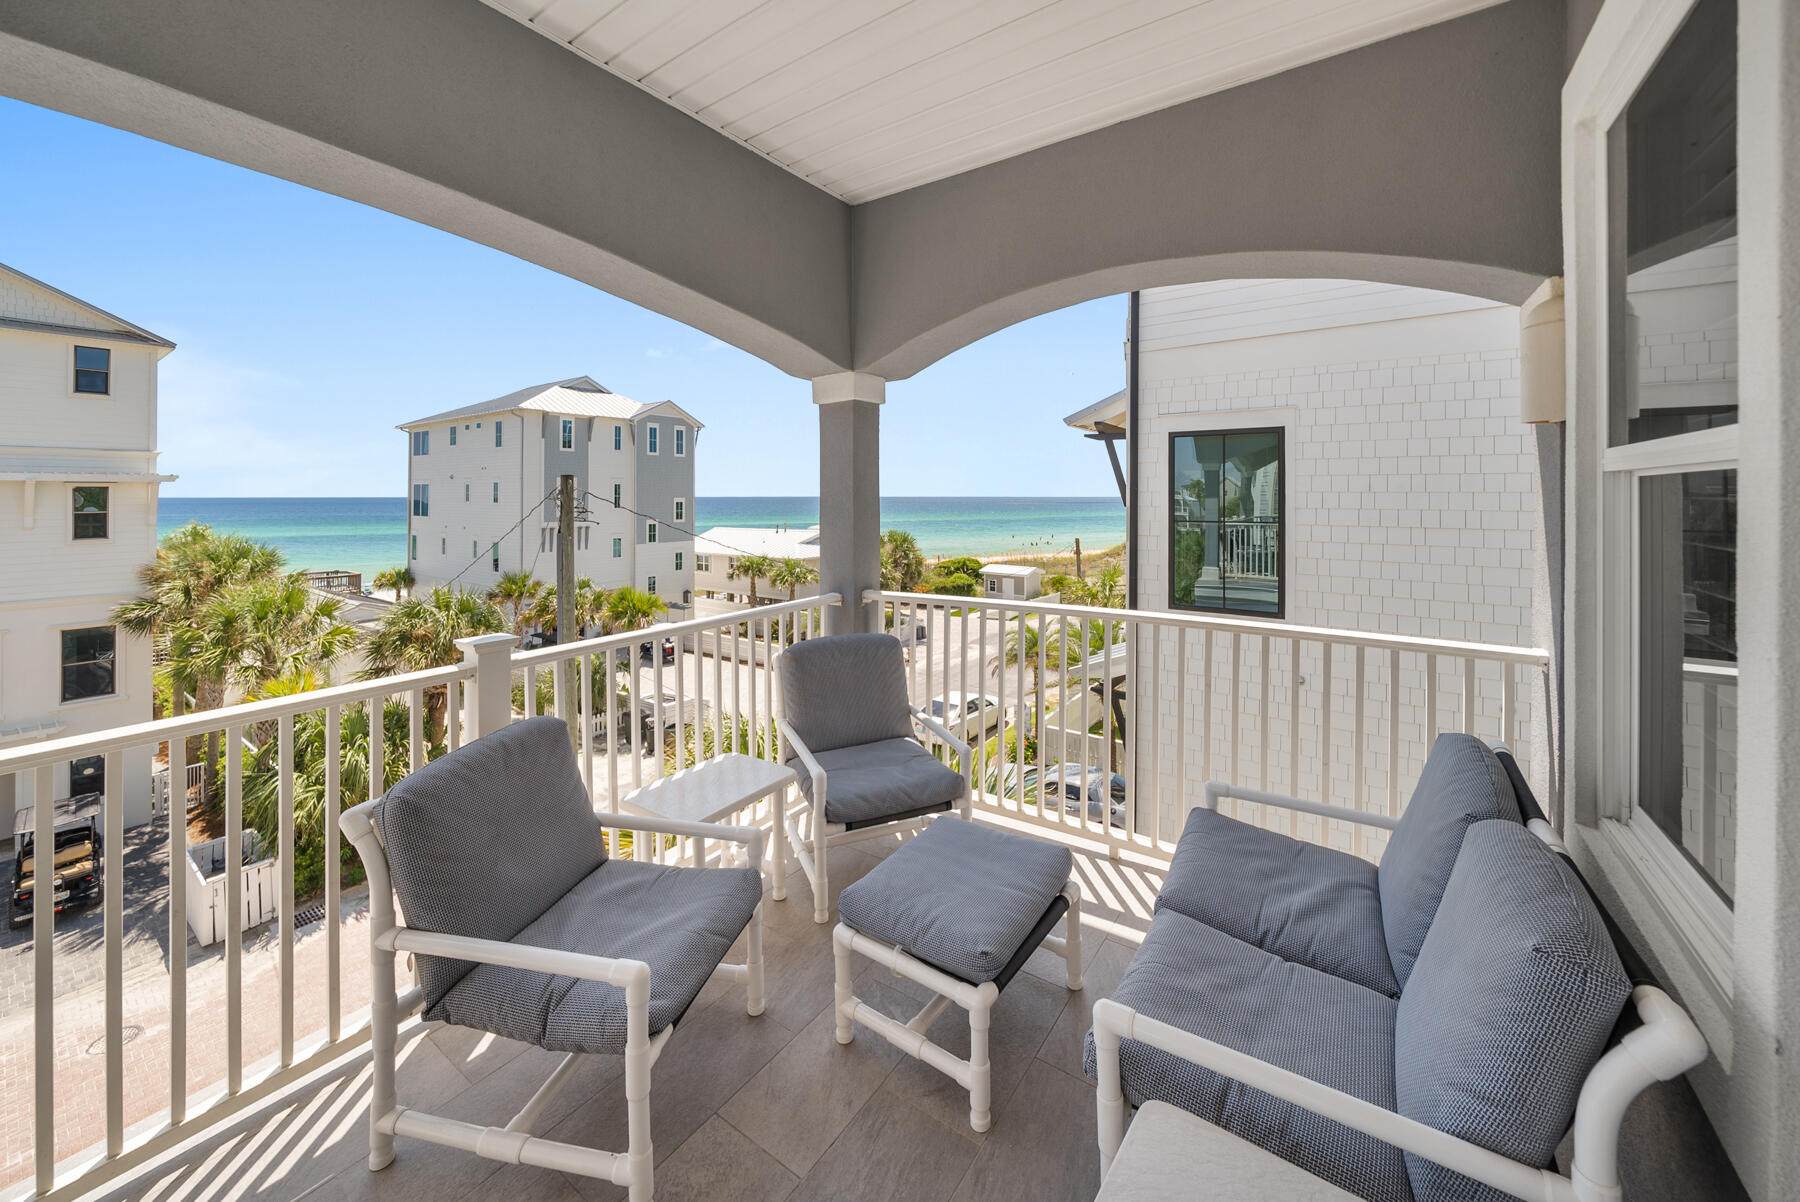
[838,816,1072,984]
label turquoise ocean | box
[157,497,1126,579]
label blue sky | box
[0,96,1125,498]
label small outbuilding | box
[979,563,1044,601]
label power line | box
[578,490,806,565]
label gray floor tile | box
[949,1060,1100,1202]
[650,1116,798,1202]
[787,1089,978,1202]
[1035,937,1138,1079]
[423,1022,533,1086]
[719,985,904,1175]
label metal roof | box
[398,377,703,429]
[1064,389,1126,434]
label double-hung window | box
[72,486,108,540]
[674,426,686,456]
[1168,428,1283,617]
[612,483,621,509]
[62,626,116,702]
[613,424,622,451]
[696,555,711,572]
[673,499,685,524]
[1566,0,1740,1013]
[411,430,429,456]
[612,537,622,559]
[561,419,574,450]
[449,425,457,446]
[495,421,503,447]
[646,424,659,454]
[647,522,658,544]
[412,483,429,516]
[74,346,110,394]
[647,576,657,595]
[675,552,683,571]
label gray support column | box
[815,373,885,635]
[1728,1,1800,1195]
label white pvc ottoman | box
[832,816,1082,1132]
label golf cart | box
[9,796,104,928]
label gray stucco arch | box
[1,0,1567,384]
[851,0,1568,379]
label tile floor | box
[96,828,1162,1202]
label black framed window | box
[74,346,110,394]
[1169,428,1284,617]
[62,626,116,702]
[72,485,109,539]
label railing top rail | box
[509,592,842,668]
[0,662,472,773]
[866,589,1550,667]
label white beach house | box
[398,377,699,607]
[979,562,1044,601]
[693,524,822,603]
[0,263,173,834]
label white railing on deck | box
[0,586,1548,1201]
[866,590,1550,863]
[0,594,835,1202]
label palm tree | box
[371,566,415,600]
[879,529,926,592]
[602,587,667,634]
[769,557,819,601]
[192,574,360,697]
[526,576,608,637]
[727,554,775,606]
[489,570,544,636]
[360,586,505,741]
[113,522,286,718]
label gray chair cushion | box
[429,857,764,1055]
[779,634,913,755]
[789,736,966,828]
[838,816,1071,984]
[374,716,604,1007]
[1084,909,1409,1202]
[1395,821,1631,1202]
[1378,734,1521,989]
[1158,806,1399,997]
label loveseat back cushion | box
[779,633,914,755]
[374,715,605,1006]
[1394,820,1631,1202]
[1378,734,1521,988]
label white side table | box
[621,754,796,880]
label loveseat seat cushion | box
[789,736,965,828]
[429,856,763,1055]
[1157,806,1399,997]
[1395,821,1631,1202]
[1378,734,1521,989]
[374,716,606,1007]
[1085,909,1410,1202]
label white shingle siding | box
[1127,286,1539,847]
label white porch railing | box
[866,590,1551,863]
[0,588,1547,1202]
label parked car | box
[521,630,558,650]
[1037,764,1127,829]
[8,798,103,929]
[924,692,1003,739]
[591,693,677,750]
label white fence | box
[0,588,1546,1201]
[185,831,278,947]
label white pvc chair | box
[340,716,768,1202]
[772,633,973,923]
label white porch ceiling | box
[478,0,1509,204]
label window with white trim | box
[647,521,657,543]
[612,483,621,508]
[495,421,503,447]
[612,537,622,558]
[674,426,686,456]
[561,419,574,450]
[62,626,116,702]
[613,424,622,451]
[647,575,657,595]
[675,552,683,571]
[673,498,685,524]
[73,346,110,394]
[449,425,457,446]
[411,430,429,455]
[412,483,429,516]
[696,555,711,572]
[72,486,108,540]
[646,424,659,454]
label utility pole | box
[557,473,578,751]
[1074,537,1084,580]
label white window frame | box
[647,575,657,595]
[561,419,574,450]
[1565,0,1738,1043]
[647,521,658,544]
[674,426,686,456]
[646,424,660,455]
[673,498,685,524]
[675,552,683,571]
[613,424,622,451]
[612,537,622,559]
[70,484,109,542]
[449,425,457,446]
